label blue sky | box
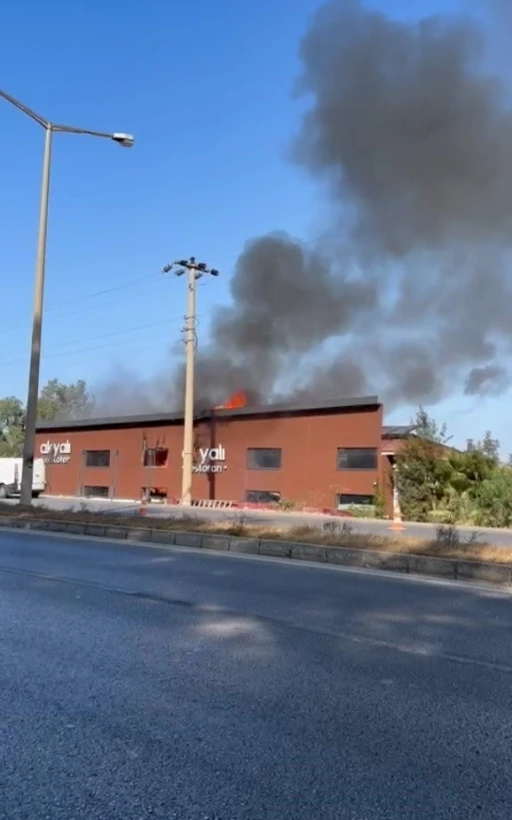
[1,0,510,453]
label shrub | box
[373,486,387,519]
[323,520,354,538]
[276,497,298,511]
[427,509,455,525]
[228,513,249,536]
[474,468,512,528]
[347,504,376,518]
[435,524,460,549]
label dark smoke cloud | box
[95,0,512,416]
[177,232,377,409]
[293,1,512,253]
[464,364,509,395]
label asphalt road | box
[1,529,511,819]
[11,494,512,546]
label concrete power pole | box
[162,257,219,506]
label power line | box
[0,273,170,336]
[41,335,180,361]
[2,235,320,338]
[0,335,184,371]
[44,316,187,350]
[0,290,160,338]
[0,316,190,368]
[65,319,168,346]
[45,273,159,310]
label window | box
[143,448,169,467]
[82,485,109,499]
[247,448,282,470]
[336,493,374,507]
[141,487,168,502]
[85,450,110,468]
[246,490,281,505]
[336,448,377,471]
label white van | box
[0,458,46,499]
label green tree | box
[446,449,495,497]
[0,396,25,456]
[474,468,512,528]
[475,430,500,465]
[373,482,387,519]
[396,437,452,522]
[412,406,452,445]
[435,448,496,525]
[37,379,95,422]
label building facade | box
[35,395,404,511]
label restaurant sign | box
[192,445,227,474]
[40,440,72,465]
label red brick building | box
[35,395,413,512]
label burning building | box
[35,392,414,513]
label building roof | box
[382,424,417,438]
[36,395,381,432]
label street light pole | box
[21,125,53,508]
[162,258,219,507]
[0,89,134,507]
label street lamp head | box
[111,132,135,148]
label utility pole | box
[162,257,219,506]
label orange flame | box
[215,390,247,410]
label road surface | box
[8,494,512,547]
[1,528,511,819]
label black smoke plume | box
[98,0,512,415]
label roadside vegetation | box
[396,408,512,528]
[1,502,511,566]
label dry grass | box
[1,503,511,565]
[231,523,512,565]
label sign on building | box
[40,440,72,465]
[192,445,227,474]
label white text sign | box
[40,440,71,465]
[192,445,227,474]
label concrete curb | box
[0,515,511,588]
